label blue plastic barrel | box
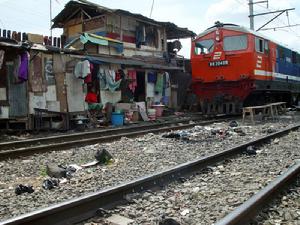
[111,112,124,126]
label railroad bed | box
[0,116,231,159]
[0,112,299,223]
[78,126,300,225]
[251,177,300,225]
[0,114,207,144]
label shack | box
[0,0,195,130]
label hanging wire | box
[149,0,154,18]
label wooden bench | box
[268,102,286,115]
[242,102,286,124]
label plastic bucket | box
[147,108,156,120]
[152,105,164,117]
[111,112,124,126]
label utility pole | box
[50,0,53,37]
[248,0,298,32]
[249,0,254,30]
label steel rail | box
[1,124,299,225]
[0,114,236,151]
[0,116,205,150]
[215,160,300,225]
[0,118,228,159]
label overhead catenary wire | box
[246,0,300,37]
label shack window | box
[194,39,214,55]
[223,35,247,51]
[255,37,264,53]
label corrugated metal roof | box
[71,54,183,70]
[52,0,195,39]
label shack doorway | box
[134,71,145,102]
[6,61,28,117]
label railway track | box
[1,123,299,225]
[0,116,234,159]
[215,162,300,225]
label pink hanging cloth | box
[128,70,137,93]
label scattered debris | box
[15,184,34,195]
[178,177,187,183]
[229,120,238,127]
[211,128,227,136]
[180,209,190,216]
[267,127,277,134]
[46,164,67,178]
[233,127,246,136]
[244,146,257,155]
[200,166,214,174]
[94,149,113,164]
[105,214,134,225]
[124,192,142,203]
[162,131,189,141]
[81,161,99,168]
[159,216,181,225]
[42,179,59,190]
[162,132,181,139]
[96,208,111,218]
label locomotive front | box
[191,23,256,114]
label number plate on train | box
[209,60,229,67]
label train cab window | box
[223,35,247,51]
[264,40,269,53]
[255,37,264,53]
[194,39,214,55]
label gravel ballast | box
[251,178,300,225]
[92,128,300,225]
[0,113,299,221]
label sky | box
[0,0,299,58]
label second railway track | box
[0,116,229,159]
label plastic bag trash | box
[229,120,238,127]
[15,184,34,195]
[162,132,181,139]
[162,131,189,140]
[159,216,181,225]
[42,179,59,190]
[58,164,82,178]
[94,149,113,164]
[46,164,67,178]
[244,145,257,155]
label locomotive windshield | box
[194,39,214,55]
[223,35,247,51]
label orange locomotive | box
[191,22,300,114]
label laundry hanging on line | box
[74,60,91,79]
[18,51,29,82]
[97,68,122,92]
[128,70,137,93]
